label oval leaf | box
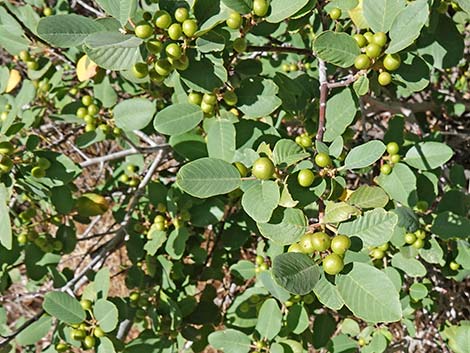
[343,140,386,170]
[114,98,156,131]
[336,262,402,323]
[37,15,105,48]
[405,141,453,170]
[154,103,203,136]
[42,292,86,324]
[255,299,282,340]
[208,329,251,353]
[272,253,321,295]
[314,31,361,68]
[257,208,307,245]
[242,181,280,223]
[177,158,241,198]
[266,0,309,23]
[338,208,398,247]
[94,299,118,332]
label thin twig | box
[246,45,315,57]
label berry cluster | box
[352,31,401,86]
[288,232,351,275]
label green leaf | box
[392,53,430,97]
[37,15,105,48]
[431,211,470,240]
[377,163,417,207]
[353,74,369,96]
[236,78,282,119]
[180,56,227,93]
[338,208,398,247]
[0,185,12,250]
[154,103,203,136]
[272,253,321,295]
[176,158,241,198]
[419,237,445,266]
[257,208,307,245]
[207,119,236,162]
[165,227,190,260]
[242,181,280,223]
[313,276,344,310]
[409,282,428,301]
[84,32,143,70]
[273,139,310,167]
[94,299,118,332]
[97,337,116,353]
[453,325,470,353]
[313,31,361,68]
[94,268,110,299]
[258,271,291,302]
[405,142,453,170]
[391,252,427,277]
[95,0,137,25]
[386,0,429,54]
[323,201,361,224]
[255,299,282,340]
[343,140,386,170]
[286,304,309,334]
[208,329,251,353]
[455,0,470,14]
[266,0,309,23]
[16,316,52,346]
[336,262,402,323]
[347,185,389,209]
[363,0,406,33]
[42,292,86,324]
[113,98,156,131]
[417,15,464,70]
[221,0,253,14]
[231,260,256,280]
[324,88,357,142]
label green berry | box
[223,91,238,106]
[288,243,303,253]
[372,32,387,47]
[450,261,460,271]
[200,101,214,114]
[297,169,315,187]
[380,164,392,175]
[383,54,401,71]
[378,71,392,86]
[174,7,189,23]
[234,162,248,177]
[134,22,153,39]
[253,0,269,17]
[166,43,182,59]
[31,166,45,178]
[365,43,382,59]
[168,23,183,40]
[82,95,93,107]
[80,299,93,310]
[227,12,243,29]
[404,232,416,244]
[83,335,96,349]
[298,233,316,254]
[386,142,400,155]
[252,157,275,180]
[188,92,202,105]
[87,104,99,116]
[370,248,385,260]
[315,152,331,168]
[155,11,172,29]
[37,157,51,170]
[146,40,163,54]
[322,253,344,275]
[311,232,331,252]
[93,326,106,338]
[353,34,367,48]
[299,135,312,148]
[233,37,247,53]
[330,8,342,20]
[390,154,401,164]
[154,59,173,76]
[76,107,87,119]
[203,93,217,105]
[354,54,371,70]
[330,235,351,255]
[182,19,198,37]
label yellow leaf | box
[5,69,21,93]
[349,0,368,30]
[76,55,98,82]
